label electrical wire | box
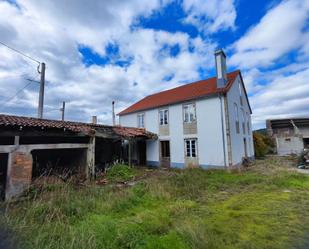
[0,41,40,64]
[0,81,36,108]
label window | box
[159,109,168,125]
[247,113,250,134]
[234,103,240,134]
[183,104,196,123]
[137,113,144,128]
[241,108,246,134]
[239,82,243,106]
[185,139,197,158]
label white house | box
[118,49,254,168]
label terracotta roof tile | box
[119,70,240,115]
[0,114,156,139]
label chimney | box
[92,116,97,124]
[215,49,227,88]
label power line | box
[0,41,40,64]
[0,81,36,107]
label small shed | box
[0,114,156,200]
[266,118,309,155]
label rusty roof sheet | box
[0,114,156,139]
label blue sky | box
[0,0,308,128]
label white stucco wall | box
[119,74,253,168]
[120,96,227,168]
[169,104,185,166]
[276,136,304,155]
[226,75,254,165]
[196,97,226,167]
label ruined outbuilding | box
[0,114,156,200]
[267,118,309,155]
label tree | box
[253,132,268,158]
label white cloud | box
[228,0,309,129]
[182,0,236,33]
[230,0,309,69]
[2,0,308,131]
[0,0,216,124]
[250,67,309,128]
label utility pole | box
[112,101,116,126]
[60,101,65,121]
[38,62,46,119]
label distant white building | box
[119,49,254,168]
[267,118,309,155]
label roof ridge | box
[119,70,240,115]
[144,70,240,99]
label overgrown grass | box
[1,157,309,249]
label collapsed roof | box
[267,118,309,129]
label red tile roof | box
[0,114,156,139]
[119,70,241,115]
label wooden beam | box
[0,129,87,137]
[0,143,89,154]
[0,145,16,153]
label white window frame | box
[137,113,145,128]
[185,138,197,158]
[159,109,168,125]
[183,103,196,123]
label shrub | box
[253,132,268,158]
[106,164,134,182]
[253,131,276,157]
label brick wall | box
[6,151,33,199]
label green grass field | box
[1,156,309,249]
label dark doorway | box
[0,154,8,200]
[95,138,122,169]
[137,141,146,165]
[304,138,309,149]
[31,149,87,179]
[160,141,170,167]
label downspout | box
[220,94,227,167]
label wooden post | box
[86,136,95,179]
[14,136,19,146]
